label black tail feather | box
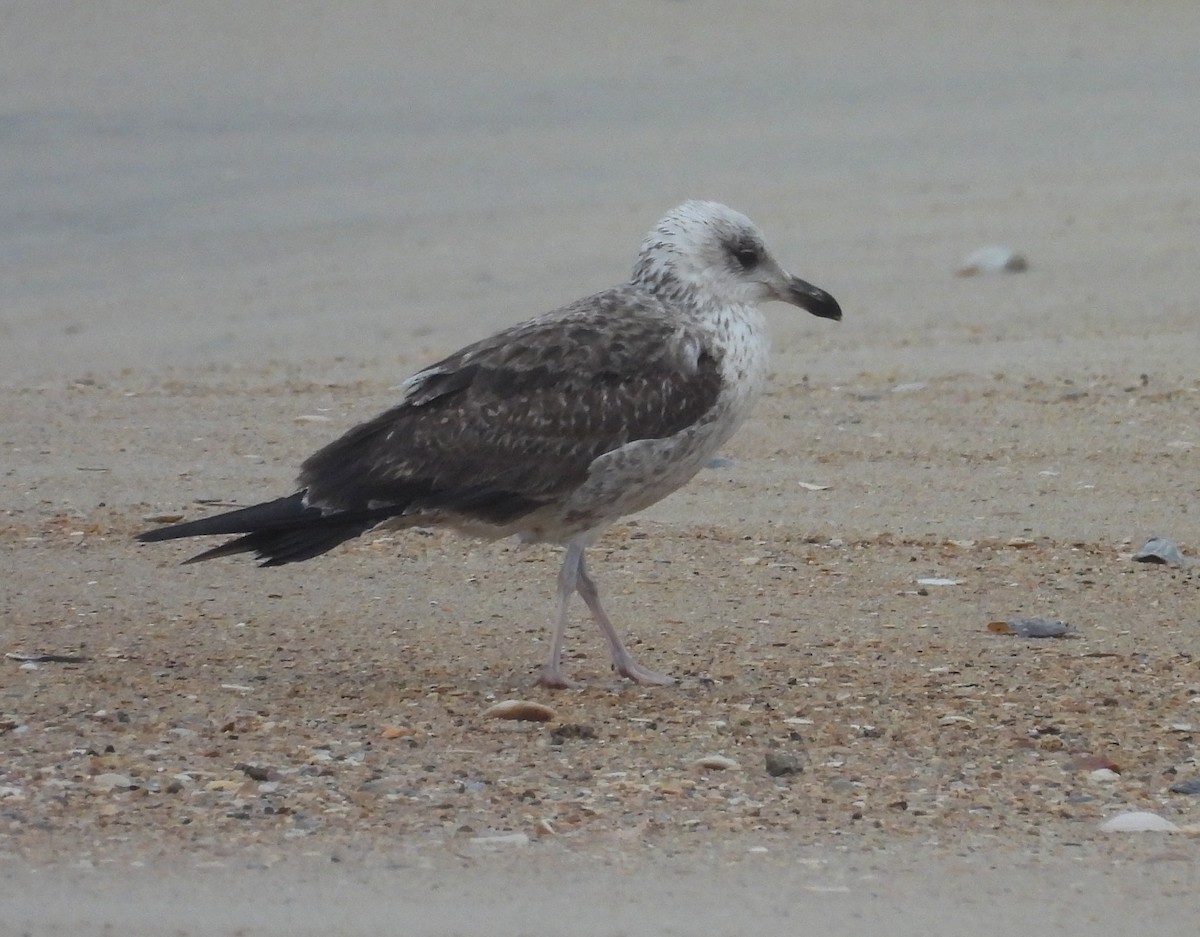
[138,483,549,568]
[182,520,383,566]
[137,492,399,566]
[137,493,316,542]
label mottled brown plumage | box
[138,201,840,687]
[299,293,723,526]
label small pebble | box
[549,723,597,743]
[1098,811,1178,833]
[765,752,804,777]
[1168,778,1200,796]
[235,763,274,782]
[481,700,556,722]
[957,246,1028,276]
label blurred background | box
[1,1,1197,381]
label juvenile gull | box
[137,201,841,688]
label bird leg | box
[536,541,675,688]
[575,553,675,686]
[536,540,586,689]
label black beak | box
[786,276,842,321]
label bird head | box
[632,200,841,321]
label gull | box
[138,201,841,688]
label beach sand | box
[2,2,1198,933]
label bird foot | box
[614,656,676,687]
[535,665,582,690]
[536,659,675,689]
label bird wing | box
[298,288,724,526]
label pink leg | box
[575,553,675,687]
[535,541,584,689]
[535,541,675,688]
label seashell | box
[204,779,242,792]
[1099,811,1178,833]
[92,773,135,791]
[1071,754,1121,773]
[1132,537,1188,568]
[957,246,1028,276]
[990,618,1073,638]
[481,699,556,722]
[469,832,530,848]
[693,754,739,771]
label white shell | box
[957,246,1028,276]
[1098,811,1178,833]
[469,833,531,848]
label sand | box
[2,2,1199,934]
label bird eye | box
[733,247,759,270]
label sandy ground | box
[2,1,1200,934]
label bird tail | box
[136,492,394,566]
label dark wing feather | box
[136,288,724,567]
[299,288,724,525]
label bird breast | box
[541,303,770,537]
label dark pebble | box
[765,752,804,777]
[550,723,598,744]
[1168,777,1200,795]
[235,762,274,782]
